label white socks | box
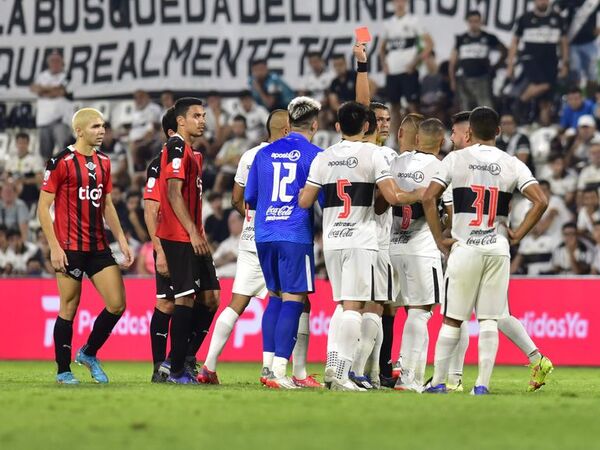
[366,315,384,377]
[335,310,362,381]
[399,309,432,374]
[498,315,541,364]
[415,331,429,386]
[431,324,461,386]
[292,312,310,379]
[326,305,343,374]
[447,321,469,386]
[351,313,381,376]
[204,307,239,372]
[476,320,499,388]
[272,356,288,379]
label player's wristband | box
[357,61,368,73]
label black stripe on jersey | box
[73,157,84,251]
[452,187,512,217]
[86,155,98,252]
[443,278,449,316]
[392,203,425,220]
[322,182,375,208]
[432,267,440,304]
[370,264,375,302]
[519,179,537,192]
[166,136,185,163]
[45,148,72,171]
[387,264,393,302]
[432,177,448,187]
[522,252,553,264]
[97,156,107,248]
[65,161,71,250]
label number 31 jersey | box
[389,150,441,257]
[432,144,537,256]
[306,140,392,251]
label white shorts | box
[391,254,443,307]
[231,250,268,298]
[374,250,395,302]
[325,248,377,302]
[443,244,509,322]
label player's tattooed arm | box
[38,190,69,273]
[299,184,321,209]
[423,182,456,256]
[167,178,210,255]
[105,193,134,268]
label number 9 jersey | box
[431,143,537,256]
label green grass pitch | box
[1,362,599,450]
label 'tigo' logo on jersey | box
[78,183,104,207]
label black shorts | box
[160,239,220,299]
[154,251,175,300]
[523,58,557,86]
[386,73,420,103]
[63,249,117,281]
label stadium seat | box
[111,100,136,131]
[90,100,111,121]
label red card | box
[354,27,372,43]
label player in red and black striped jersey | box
[38,108,133,385]
[156,97,220,384]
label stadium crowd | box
[0,0,599,277]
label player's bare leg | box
[54,274,82,384]
[350,301,383,389]
[395,305,433,392]
[75,266,126,384]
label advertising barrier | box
[0,277,597,365]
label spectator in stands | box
[512,180,572,275]
[0,226,12,275]
[529,117,561,176]
[449,10,506,111]
[160,90,176,113]
[229,90,269,144]
[577,141,600,195]
[564,115,600,169]
[380,0,433,137]
[328,55,357,110]
[551,222,593,274]
[591,221,600,274]
[312,108,340,150]
[122,191,148,243]
[111,185,129,226]
[248,59,295,111]
[507,0,569,123]
[497,113,532,166]
[30,50,72,159]
[98,122,128,186]
[543,153,578,207]
[6,228,39,275]
[5,132,43,208]
[560,87,596,131]
[129,90,162,173]
[557,0,600,90]
[204,192,233,250]
[577,187,600,236]
[420,51,450,121]
[0,179,30,240]
[212,211,243,278]
[301,52,335,102]
[214,115,250,194]
[203,90,231,156]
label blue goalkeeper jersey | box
[245,132,322,244]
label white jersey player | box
[388,119,446,392]
[299,101,421,392]
[422,107,549,395]
[199,110,321,388]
